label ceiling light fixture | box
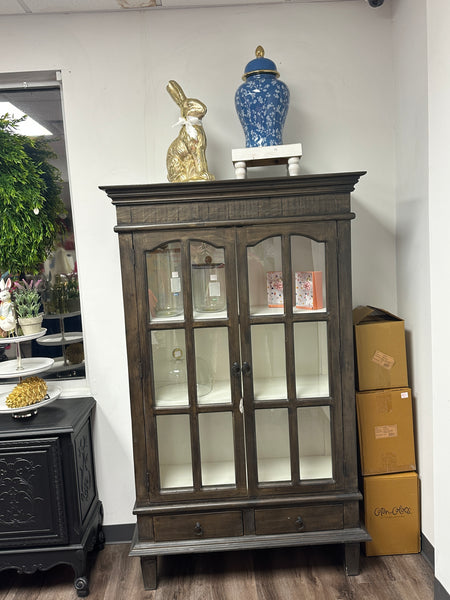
[0,101,52,136]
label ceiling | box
[0,0,365,17]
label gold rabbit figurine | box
[166,80,215,183]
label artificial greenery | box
[0,114,66,275]
[13,279,42,318]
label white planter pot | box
[18,314,43,335]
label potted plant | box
[0,114,66,276]
[13,279,44,335]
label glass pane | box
[251,324,287,400]
[146,242,183,322]
[247,237,282,316]
[298,407,333,480]
[191,242,227,319]
[194,328,231,405]
[255,409,291,482]
[291,236,326,312]
[157,414,193,489]
[151,329,188,407]
[294,322,329,398]
[199,412,235,486]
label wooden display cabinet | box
[102,173,370,590]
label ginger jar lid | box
[242,46,280,80]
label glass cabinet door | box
[239,224,339,493]
[136,231,245,500]
[136,221,340,500]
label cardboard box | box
[356,387,416,475]
[353,306,408,391]
[364,472,420,556]
[295,271,323,310]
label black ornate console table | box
[0,396,103,597]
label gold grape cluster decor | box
[6,376,48,408]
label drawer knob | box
[194,522,203,536]
[296,516,305,531]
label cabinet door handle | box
[231,362,241,377]
[194,522,203,536]
[242,362,252,376]
[296,516,305,531]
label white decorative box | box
[267,271,283,308]
[295,271,323,310]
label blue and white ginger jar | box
[235,46,290,148]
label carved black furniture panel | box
[0,397,103,597]
[0,437,67,547]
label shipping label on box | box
[356,387,416,476]
[364,472,420,556]
[353,306,408,391]
[267,271,283,308]
[295,271,323,310]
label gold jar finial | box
[255,45,265,58]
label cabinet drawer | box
[153,511,243,542]
[254,504,343,535]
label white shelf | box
[159,463,193,489]
[37,331,83,346]
[296,374,329,398]
[194,309,227,321]
[150,313,184,324]
[0,357,54,379]
[197,380,232,405]
[44,311,81,319]
[159,460,236,489]
[253,374,329,400]
[158,455,332,489]
[46,357,85,373]
[0,384,62,415]
[250,305,327,317]
[299,455,333,480]
[0,329,47,345]
[154,376,328,406]
[154,379,232,408]
[257,457,291,482]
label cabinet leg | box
[344,542,361,576]
[141,556,157,590]
[74,575,90,597]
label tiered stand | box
[0,329,61,418]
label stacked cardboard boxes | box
[353,306,420,556]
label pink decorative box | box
[267,271,283,308]
[295,271,323,310]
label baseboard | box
[103,523,135,544]
[417,534,450,599]
[435,578,450,600]
[421,533,434,568]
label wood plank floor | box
[0,543,434,600]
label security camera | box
[367,0,384,6]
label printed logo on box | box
[373,505,412,518]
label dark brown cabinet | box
[0,397,103,597]
[103,173,369,590]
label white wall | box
[392,0,433,545]
[427,0,450,593]
[0,2,397,526]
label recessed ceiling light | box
[0,102,52,136]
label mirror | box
[0,82,84,381]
